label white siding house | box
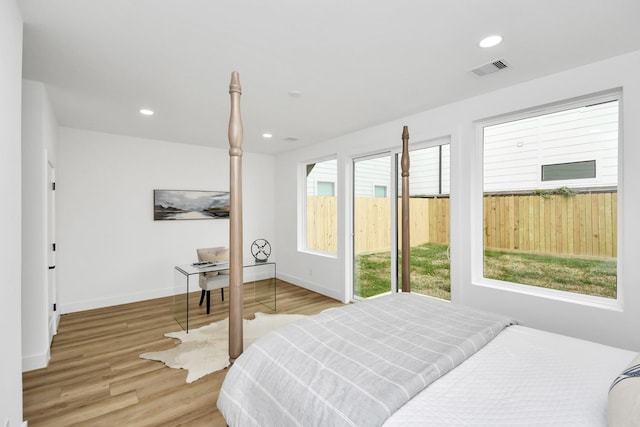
[354,157,390,198]
[402,144,451,197]
[309,141,452,198]
[483,100,618,192]
[306,159,337,196]
[311,101,618,199]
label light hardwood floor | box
[23,280,344,426]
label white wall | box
[57,128,276,313]
[0,1,24,425]
[275,50,640,350]
[22,80,58,371]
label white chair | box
[196,247,230,314]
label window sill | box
[473,278,623,312]
[298,248,338,259]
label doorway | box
[396,142,451,300]
[352,139,451,301]
[353,153,395,298]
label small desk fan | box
[251,238,271,262]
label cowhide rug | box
[140,312,306,383]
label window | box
[317,181,335,196]
[305,158,337,254]
[542,160,596,181]
[374,185,387,198]
[481,95,619,299]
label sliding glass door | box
[353,153,394,298]
[397,142,451,300]
[352,139,451,301]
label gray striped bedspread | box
[217,293,515,427]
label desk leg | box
[173,269,190,332]
[252,263,276,311]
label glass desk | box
[173,262,276,332]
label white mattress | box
[383,325,636,426]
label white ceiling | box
[18,0,640,155]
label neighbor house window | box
[374,185,387,198]
[481,94,619,299]
[317,181,335,196]
[305,159,337,254]
[542,160,596,181]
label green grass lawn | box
[355,242,617,300]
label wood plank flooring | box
[22,280,344,426]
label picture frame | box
[154,189,230,220]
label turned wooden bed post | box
[401,126,411,292]
[228,71,244,364]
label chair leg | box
[221,288,224,301]
[199,289,206,306]
[206,290,211,314]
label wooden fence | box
[484,191,617,258]
[307,191,617,258]
[306,196,338,253]
[306,197,450,254]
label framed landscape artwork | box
[154,190,230,220]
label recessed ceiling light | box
[139,108,154,116]
[479,35,503,48]
[262,133,273,139]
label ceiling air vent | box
[471,59,510,77]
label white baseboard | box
[277,272,345,302]
[61,266,279,314]
[59,271,345,315]
[22,346,50,372]
[60,287,177,314]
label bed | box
[217,292,637,426]
[218,72,640,426]
[383,324,636,426]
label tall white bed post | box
[228,71,244,364]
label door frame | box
[352,151,397,300]
[46,156,58,343]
